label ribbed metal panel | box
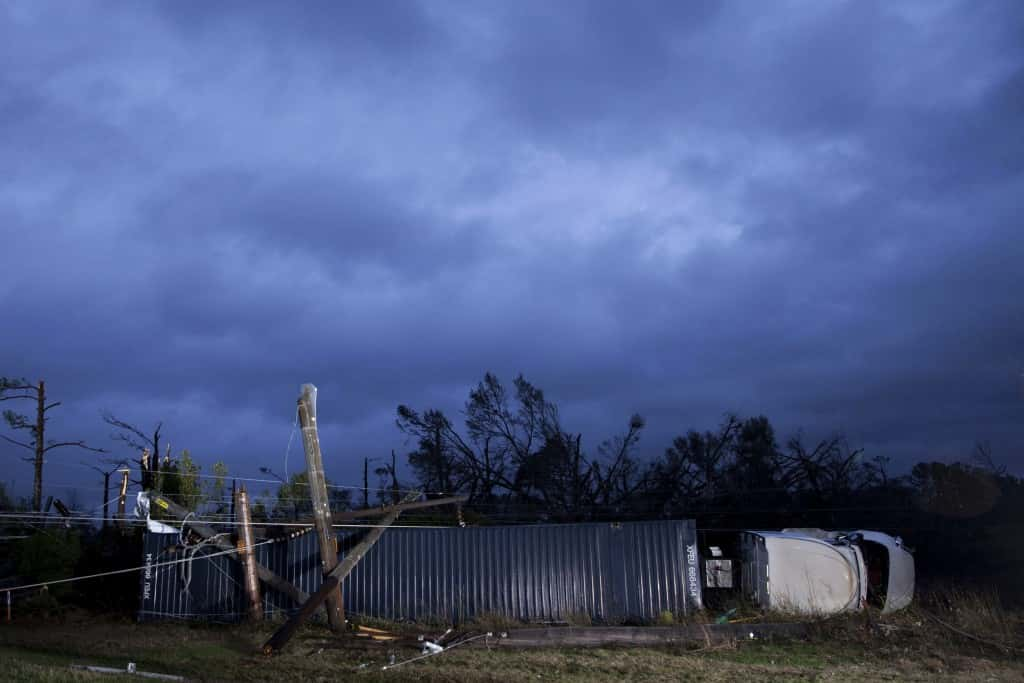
[139,520,703,623]
[138,535,246,622]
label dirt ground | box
[1,610,1022,682]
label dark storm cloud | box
[155,0,440,60]
[1,0,1022,505]
[138,167,490,282]
[477,0,722,136]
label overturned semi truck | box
[706,528,914,615]
[137,501,913,623]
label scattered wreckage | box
[133,384,913,655]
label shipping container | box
[138,519,703,623]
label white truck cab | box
[738,528,914,616]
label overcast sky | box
[2,0,1022,506]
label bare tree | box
[82,457,131,528]
[780,432,867,498]
[397,405,511,501]
[1,377,106,511]
[373,450,402,505]
[101,412,165,489]
[400,373,646,519]
[589,414,646,508]
[972,440,1007,476]
[647,414,741,515]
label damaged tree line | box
[396,372,1024,600]
[2,372,1022,611]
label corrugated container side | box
[139,519,703,623]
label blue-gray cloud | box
[1,0,1022,506]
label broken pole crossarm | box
[297,383,344,630]
[292,495,470,526]
[149,493,310,605]
[262,491,420,655]
[235,486,263,622]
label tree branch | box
[3,410,32,431]
[0,394,35,402]
[102,412,156,450]
[0,433,33,450]
[43,440,107,454]
[0,377,36,399]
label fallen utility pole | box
[489,623,811,648]
[70,663,184,681]
[235,486,262,622]
[262,491,420,655]
[327,491,419,582]
[248,494,469,539]
[291,495,469,526]
[149,493,309,605]
[297,383,345,630]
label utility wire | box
[0,512,457,529]
[1,538,278,594]
[378,632,494,672]
[55,461,448,496]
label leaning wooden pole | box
[150,493,310,605]
[262,491,419,655]
[297,383,344,631]
[324,492,418,582]
[235,486,263,622]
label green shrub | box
[15,530,82,599]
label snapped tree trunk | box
[33,380,45,512]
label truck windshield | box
[859,539,890,608]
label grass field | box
[1,597,1022,682]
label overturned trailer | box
[140,519,704,624]
[138,515,913,624]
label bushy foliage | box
[272,471,351,520]
[15,529,82,599]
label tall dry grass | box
[913,583,1022,653]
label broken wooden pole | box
[101,469,111,529]
[326,491,418,583]
[33,380,45,512]
[116,469,130,524]
[262,576,340,655]
[149,493,310,605]
[297,383,344,630]
[262,491,419,655]
[235,486,262,622]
